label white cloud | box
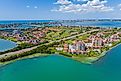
[26,5,30,8]
[118,4,121,10]
[101,0,107,4]
[76,0,81,1]
[34,6,38,9]
[26,5,38,9]
[81,0,88,1]
[73,0,88,2]
[118,4,121,7]
[54,0,72,5]
[52,0,113,13]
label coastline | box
[0,27,121,65]
[70,43,121,64]
[0,53,50,66]
[0,40,120,65]
[92,43,121,63]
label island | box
[0,23,121,65]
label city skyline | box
[0,0,121,20]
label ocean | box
[0,44,121,81]
[61,21,121,27]
[0,20,53,24]
[0,20,121,29]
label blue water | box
[0,20,53,30]
[0,44,121,81]
[0,20,53,24]
[61,21,121,27]
[0,20,121,29]
[0,39,17,52]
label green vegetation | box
[0,26,121,64]
[0,42,59,62]
[0,53,50,65]
[45,26,91,41]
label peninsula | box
[0,23,121,64]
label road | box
[0,29,99,59]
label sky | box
[0,0,121,20]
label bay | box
[0,45,121,81]
[0,39,17,52]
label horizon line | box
[1,18,121,21]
